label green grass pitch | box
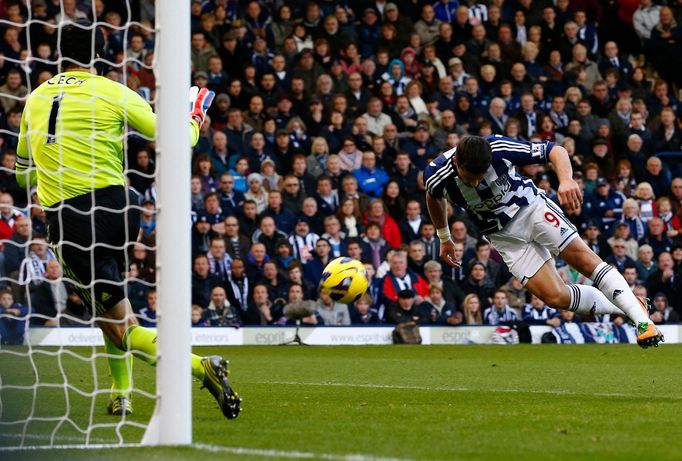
[1,344,681,461]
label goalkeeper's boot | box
[201,356,241,420]
[637,322,664,349]
[107,396,132,416]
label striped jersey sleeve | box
[424,147,456,199]
[487,135,554,167]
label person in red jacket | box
[364,198,402,249]
[0,192,23,243]
[381,249,429,312]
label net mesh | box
[0,0,159,447]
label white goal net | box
[0,0,191,448]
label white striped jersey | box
[424,135,555,235]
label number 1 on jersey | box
[46,95,62,145]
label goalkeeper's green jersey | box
[16,70,199,207]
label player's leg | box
[523,259,625,316]
[489,199,628,317]
[559,237,663,347]
[100,298,241,419]
[535,196,662,347]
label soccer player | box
[16,22,241,418]
[425,135,664,348]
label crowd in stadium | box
[1,0,682,339]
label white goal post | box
[143,0,192,446]
[0,0,193,449]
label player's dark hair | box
[456,136,492,175]
[60,21,105,69]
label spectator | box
[419,220,439,263]
[646,252,681,312]
[607,224,640,266]
[0,289,27,344]
[643,156,671,199]
[399,200,426,244]
[18,236,55,287]
[191,304,207,327]
[354,151,389,198]
[225,258,258,325]
[407,240,427,276]
[583,219,612,260]
[314,175,340,217]
[0,69,28,114]
[522,294,561,326]
[192,254,219,309]
[365,199,402,249]
[649,292,680,324]
[588,177,625,234]
[386,288,430,324]
[421,283,456,324]
[640,217,673,257]
[483,290,520,325]
[243,173,268,214]
[303,238,332,288]
[315,291,351,326]
[191,30,218,73]
[462,261,495,310]
[459,294,483,326]
[282,283,317,325]
[336,197,364,238]
[320,215,347,258]
[199,193,224,234]
[3,215,31,275]
[636,244,658,283]
[362,98,393,137]
[28,259,83,326]
[350,293,380,324]
[223,216,250,261]
[381,249,429,308]
[138,290,157,327]
[0,192,23,242]
[206,285,240,327]
[206,236,233,284]
[261,190,295,235]
[605,237,637,272]
[618,199,646,242]
[451,220,477,255]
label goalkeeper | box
[16,22,240,419]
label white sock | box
[591,262,651,325]
[567,284,625,315]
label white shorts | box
[487,195,578,285]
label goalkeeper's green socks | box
[103,335,133,400]
[122,325,205,380]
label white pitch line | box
[0,440,414,461]
[248,380,680,400]
[195,443,414,461]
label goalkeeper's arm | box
[124,85,213,147]
[16,108,36,190]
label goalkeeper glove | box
[189,86,215,127]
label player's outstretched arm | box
[548,145,582,213]
[123,85,214,148]
[426,191,460,268]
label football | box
[320,257,369,304]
